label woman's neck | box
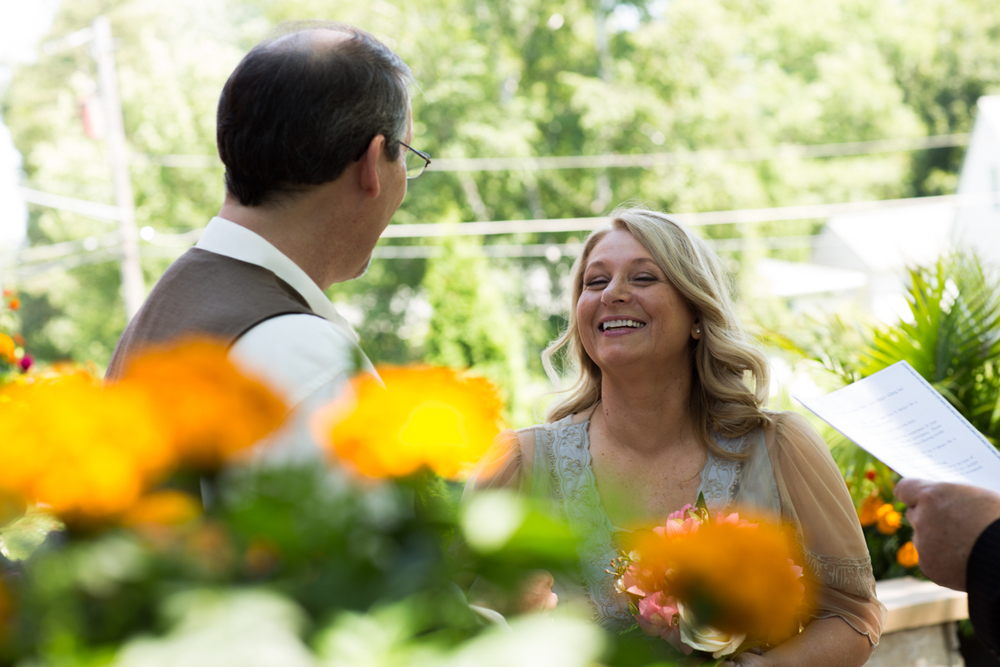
[594,365,697,457]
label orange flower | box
[313,366,506,479]
[628,518,810,644]
[0,373,174,525]
[896,541,919,568]
[0,333,15,364]
[858,492,884,527]
[118,338,287,470]
[121,490,201,527]
[7,298,19,311]
[876,504,902,535]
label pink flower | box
[636,592,691,654]
[622,568,647,597]
[715,511,757,529]
[667,504,695,521]
[656,504,707,538]
[18,354,32,372]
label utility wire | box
[425,134,970,172]
[19,187,123,222]
[130,133,970,173]
[6,191,983,282]
[7,191,986,278]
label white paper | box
[795,360,1000,494]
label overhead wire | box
[6,134,981,281]
[129,133,970,173]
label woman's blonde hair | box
[542,206,771,455]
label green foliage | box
[6,0,1000,408]
[422,238,531,418]
[864,256,1000,443]
[0,466,604,667]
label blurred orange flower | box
[0,333,15,364]
[7,298,19,311]
[121,490,201,527]
[875,504,902,535]
[118,339,287,470]
[896,541,919,568]
[313,366,505,479]
[858,493,884,527]
[624,515,809,646]
[0,374,173,525]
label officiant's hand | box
[895,478,1000,591]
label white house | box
[787,95,1000,321]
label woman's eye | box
[585,277,608,288]
[633,275,656,282]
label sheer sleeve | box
[768,411,887,646]
[461,429,532,503]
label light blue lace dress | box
[491,411,885,645]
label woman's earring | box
[695,327,701,335]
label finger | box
[894,478,931,505]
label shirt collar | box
[197,216,355,336]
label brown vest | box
[106,248,319,380]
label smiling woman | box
[464,206,886,667]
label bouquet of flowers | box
[609,501,810,665]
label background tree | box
[5,0,1000,426]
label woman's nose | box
[601,277,630,304]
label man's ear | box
[358,134,386,199]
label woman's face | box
[576,229,700,373]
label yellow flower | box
[121,490,201,527]
[857,492,884,527]
[0,333,15,364]
[313,366,506,479]
[118,338,288,470]
[0,373,173,526]
[876,504,902,535]
[896,541,919,568]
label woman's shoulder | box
[507,408,595,461]
[761,409,832,460]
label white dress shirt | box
[196,217,375,461]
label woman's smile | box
[599,317,647,335]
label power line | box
[129,133,970,173]
[8,191,988,281]
[426,134,970,172]
[381,192,983,238]
[19,187,122,222]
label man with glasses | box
[107,22,430,458]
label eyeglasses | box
[401,141,432,179]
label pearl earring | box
[695,328,701,334]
